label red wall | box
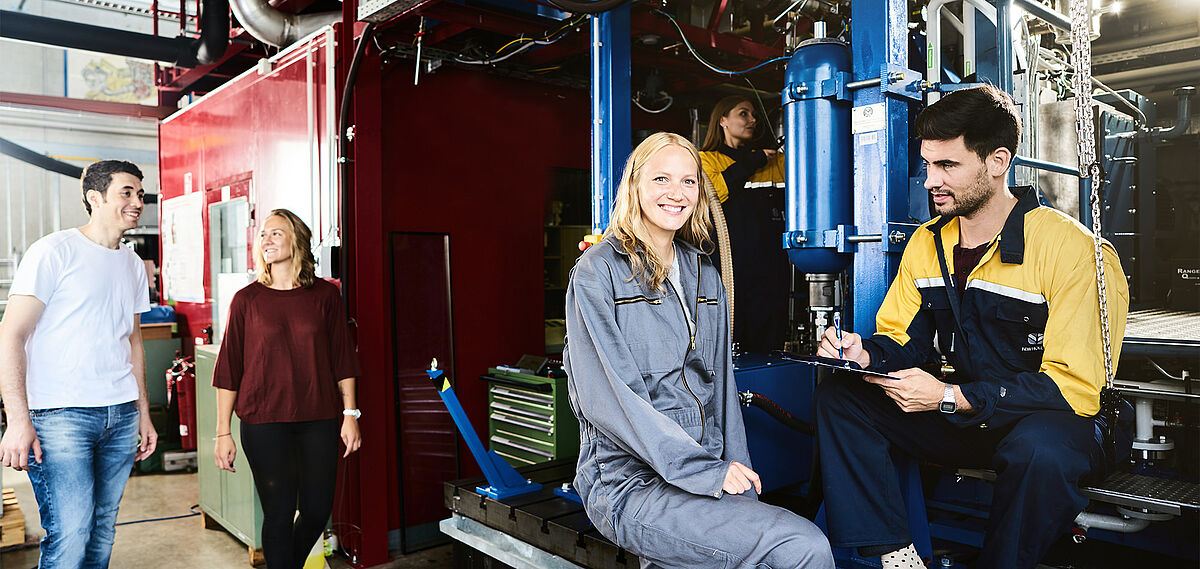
[375,63,590,529]
[159,32,588,559]
[158,34,337,348]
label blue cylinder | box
[782,38,853,274]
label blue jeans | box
[26,401,139,569]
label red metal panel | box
[160,24,589,568]
[376,62,589,535]
[390,233,458,551]
[158,32,337,347]
[344,41,393,567]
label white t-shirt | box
[9,228,150,409]
[666,246,696,338]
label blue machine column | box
[848,0,920,336]
[589,5,631,235]
[781,35,854,339]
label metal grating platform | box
[960,468,1200,516]
[1081,472,1200,516]
[1122,309,1200,356]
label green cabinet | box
[483,368,578,466]
[195,344,263,549]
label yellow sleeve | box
[749,152,787,184]
[699,151,731,203]
[1041,231,1129,416]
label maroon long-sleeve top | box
[213,279,361,424]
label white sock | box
[879,544,923,568]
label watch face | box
[940,401,956,413]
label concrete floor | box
[1,469,452,569]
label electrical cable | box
[114,504,202,526]
[1038,47,1147,126]
[452,15,586,65]
[337,22,378,313]
[1146,358,1186,381]
[654,9,789,76]
[743,76,778,147]
[633,92,673,113]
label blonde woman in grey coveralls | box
[564,132,834,569]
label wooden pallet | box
[1,487,26,549]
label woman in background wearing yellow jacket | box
[699,95,791,353]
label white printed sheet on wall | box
[161,191,205,303]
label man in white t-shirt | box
[0,160,158,568]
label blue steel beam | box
[848,0,917,338]
[427,364,541,500]
[589,5,632,235]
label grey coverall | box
[563,236,833,569]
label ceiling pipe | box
[183,0,231,66]
[1150,87,1195,142]
[1094,60,1200,87]
[0,2,227,67]
[1,10,184,63]
[228,0,341,49]
[0,136,84,179]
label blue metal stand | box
[428,362,542,500]
[554,483,583,504]
[588,4,631,235]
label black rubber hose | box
[337,22,377,310]
[740,391,815,436]
[545,0,629,14]
[181,0,229,66]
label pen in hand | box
[833,311,844,359]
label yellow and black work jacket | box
[861,187,1129,428]
[699,146,785,203]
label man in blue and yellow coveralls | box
[813,85,1128,569]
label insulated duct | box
[228,0,341,49]
[186,0,231,66]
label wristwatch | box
[939,384,956,414]
[343,409,362,419]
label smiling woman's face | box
[259,215,293,266]
[637,144,700,244]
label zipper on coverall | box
[672,253,705,441]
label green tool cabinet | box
[482,368,578,466]
[195,344,264,560]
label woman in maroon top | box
[213,209,361,569]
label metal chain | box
[1069,0,1115,389]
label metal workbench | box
[442,460,639,569]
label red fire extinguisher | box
[166,352,198,451]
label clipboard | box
[772,352,904,381]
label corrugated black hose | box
[738,391,815,436]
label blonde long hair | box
[256,209,317,288]
[604,132,713,293]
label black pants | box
[724,187,790,353]
[814,373,1101,569]
[241,418,340,569]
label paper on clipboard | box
[774,353,904,381]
